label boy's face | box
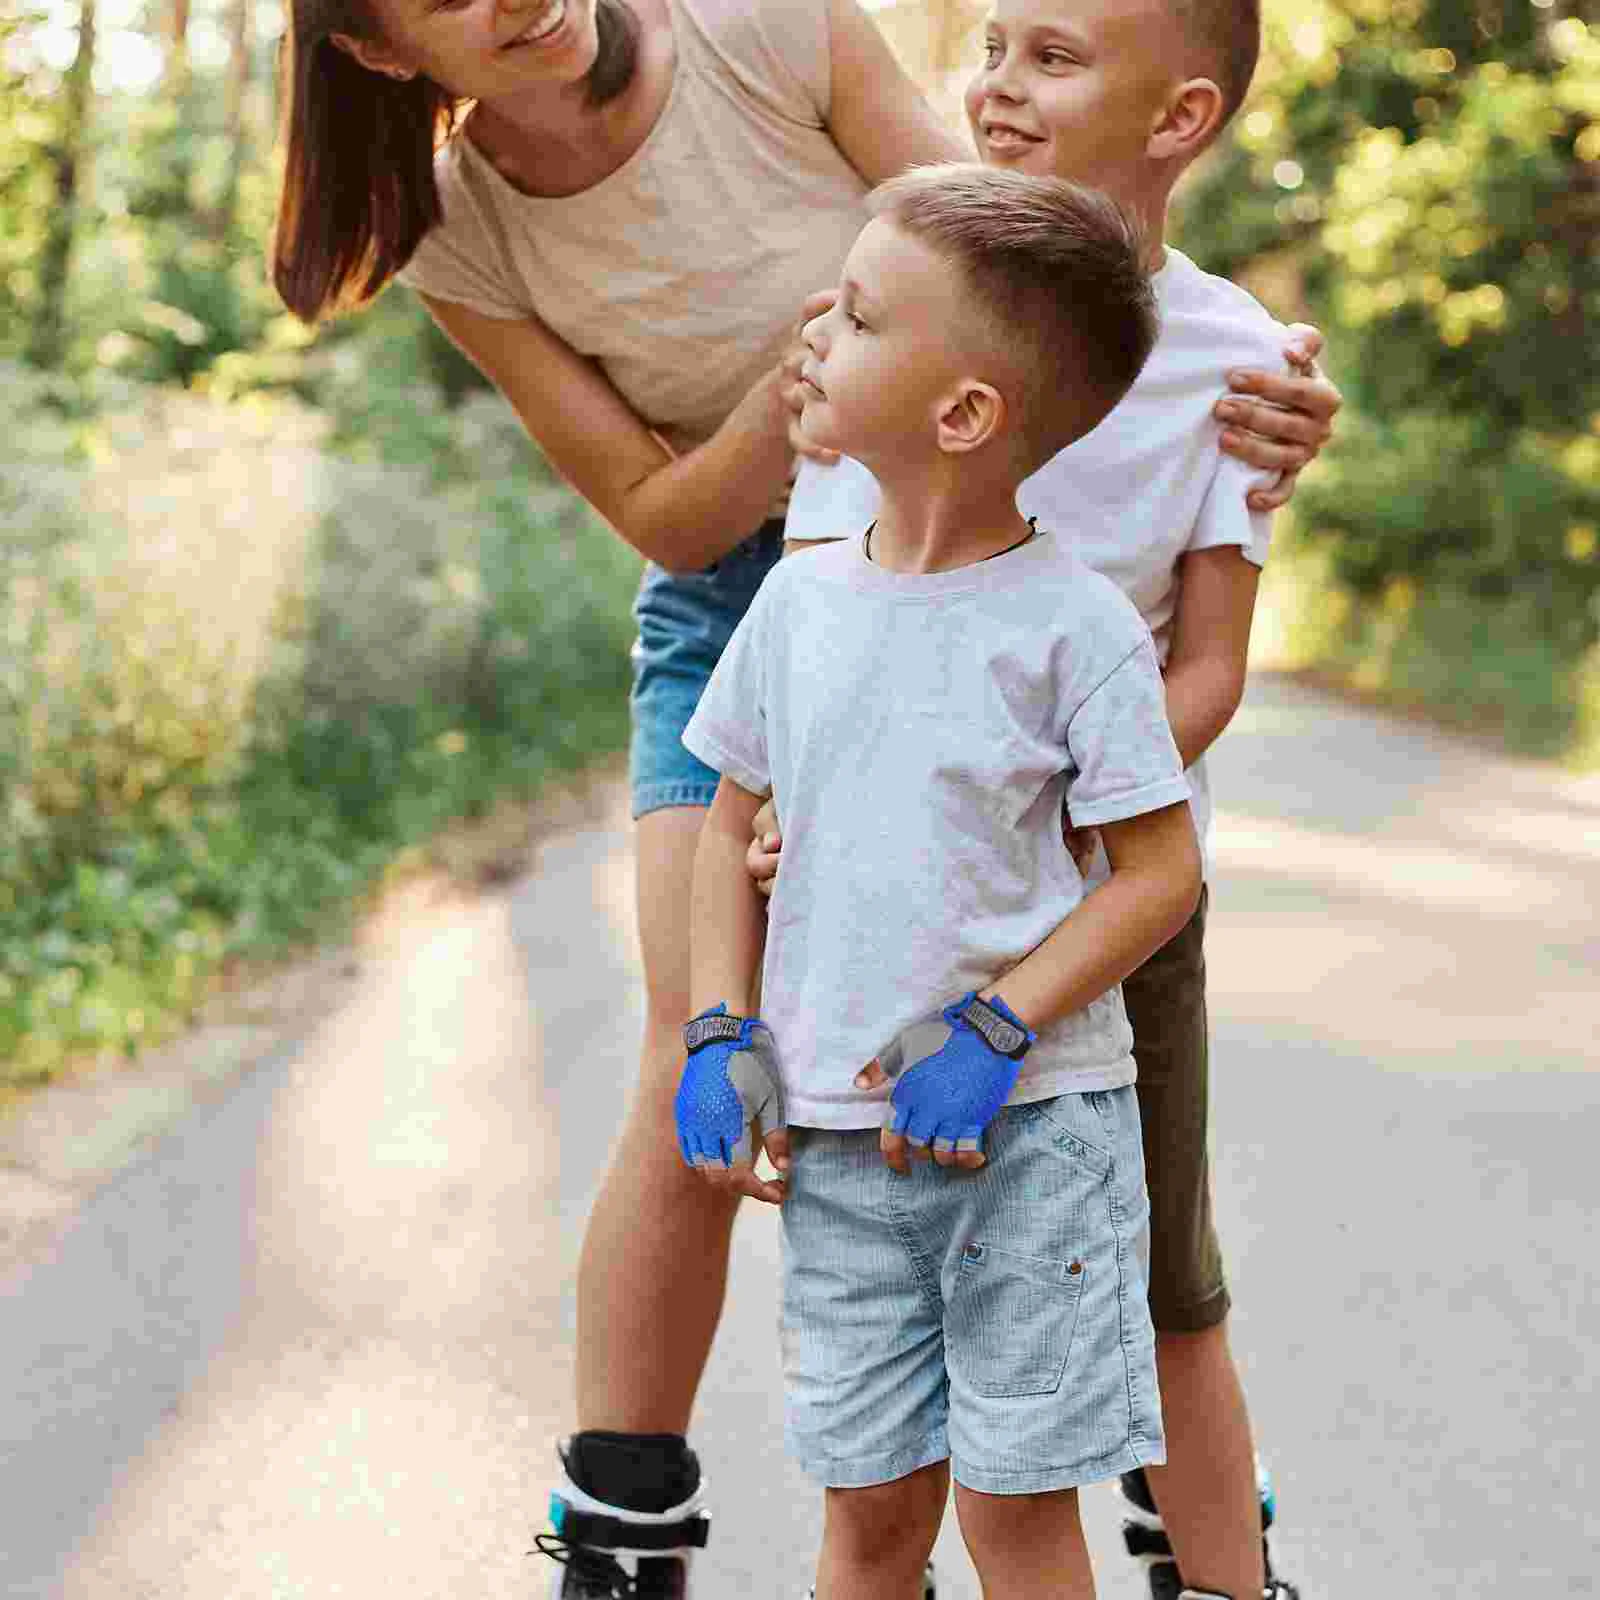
[797,218,982,464]
[965,0,1179,204]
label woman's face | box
[344,0,602,101]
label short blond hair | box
[866,164,1157,468]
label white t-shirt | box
[683,534,1190,1130]
[782,246,1291,874]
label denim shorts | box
[628,522,785,818]
[780,1088,1163,1495]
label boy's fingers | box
[728,1164,786,1205]
[763,1126,792,1174]
[953,1148,987,1170]
[879,1127,911,1174]
[752,798,779,837]
[855,1059,890,1091]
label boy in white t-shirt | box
[762,2,1319,1596]
[675,164,1199,1600]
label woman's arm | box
[824,0,969,183]
[1163,545,1261,769]
[422,295,793,573]
[1218,325,1343,512]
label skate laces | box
[532,1532,638,1597]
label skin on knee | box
[574,806,744,1433]
[816,1464,947,1600]
[1146,1320,1265,1598]
[953,1482,1093,1600]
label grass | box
[0,365,641,1090]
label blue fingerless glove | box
[675,1003,786,1170]
[876,992,1036,1153]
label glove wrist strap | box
[958,994,1035,1060]
[683,1008,746,1054]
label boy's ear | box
[330,30,418,80]
[935,380,1007,456]
[1147,76,1226,163]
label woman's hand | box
[782,289,842,465]
[1215,323,1343,513]
[747,797,782,899]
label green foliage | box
[0,365,638,1084]
[1177,0,1600,744]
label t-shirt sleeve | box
[1186,446,1275,568]
[687,0,832,124]
[394,151,530,321]
[783,454,882,543]
[1064,638,1191,828]
[681,587,774,796]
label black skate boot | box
[1117,1459,1300,1600]
[535,1433,710,1598]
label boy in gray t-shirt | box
[675,165,1200,1598]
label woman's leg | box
[574,803,741,1433]
[953,1483,1095,1600]
[815,1465,948,1600]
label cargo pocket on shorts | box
[948,1240,1087,1399]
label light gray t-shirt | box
[783,247,1292,876]
[683,534,1191,1130]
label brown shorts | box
[1122,885,1230,1333]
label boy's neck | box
[1104,178,1173,273]
[866,458,1035,575]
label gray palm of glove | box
[675,1006,786,1171]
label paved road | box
[3,676,1597,1597]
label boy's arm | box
[982,802,1200,1032]
[691,776,771,1018]
[677,775,790,1205]
[1163,545,1262,768]
[857,803,1199,1175]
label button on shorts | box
[780,1088,1164,1495]
[627,522,784,818]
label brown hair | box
[866,164,1158,466]
[272,0,639,323]
[1173,0,1260,132]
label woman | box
[273,0,1338,1590]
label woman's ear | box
[1147,76,1225,163]
[935,380,1007,456]
[330,30,418,79]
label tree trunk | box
[26,0,97,368]
[166,0,191,91]
[211,0,255,237]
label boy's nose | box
[802,313,828,355]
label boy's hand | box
[747,797,782,899]
[781,289,842,465]
[675,1005,790,1204]
[854,994,1036,1175]
[1216,323,1342,512]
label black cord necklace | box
[864,516,1039,564]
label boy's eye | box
[1040,47,1077,67]
[983,39,1002,66]
[846,312,868,332]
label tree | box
[26,0,97,368]
[1177,0,1600,681]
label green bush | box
[0,364,639,1086]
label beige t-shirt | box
[397,0,871,455]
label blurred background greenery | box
[1,0,1596,1083]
